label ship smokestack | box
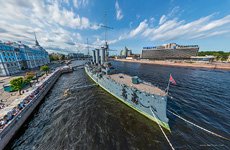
[100,48,106,64]
[92,50,96,63]
[95,49,100,64]
[105,42,109,62]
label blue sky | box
[0,0,230,54]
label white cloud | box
[0,0,98,54]
[198,15,230,32]
[168,6,180,17]
[47,1,91,29]
[115,0,123,20]
[129,19,148,37]
[159,6,180,25]
[149,17,155,24]
[73,0,89,9]
[105,13,230,45]
[132,14,230,41]
[159,15,167,25]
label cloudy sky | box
[0,0,230,54]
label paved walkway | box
[0,62,65,118]
[0,77,44,118]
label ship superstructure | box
[85,42,170,130]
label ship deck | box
[108,73,166,96]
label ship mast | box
[100,13,113,62]
[87,38,89,56]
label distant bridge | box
[71,64,85,70]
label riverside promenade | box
[0,66,72,150]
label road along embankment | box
[0,66,72,150]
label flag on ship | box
[169,74,176,85]
[166,74,176,94]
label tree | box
[198,51,230,61]
[10,77,24,95]
[26,71,38,82]
[26,71,36,76]
[49,54,59,61]
[40,65,50,75]
[24,74,34,87]
[60,54,66,60]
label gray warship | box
[85,42,170,130]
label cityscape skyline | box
[0,0,230,54]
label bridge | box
[71,64,85,70]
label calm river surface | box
[8,60,230,150]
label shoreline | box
[114,59,230,70]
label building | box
[227,55,230,62]
[68,53,84,59]
[141,43,199,60]
[190,55,215,62]
[120,46,132,58]
[125,54,140,60]
[0,39,50,76]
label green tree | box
[49,54,60,61]
[26,71,38,82]
[10,77,24,95]
[40,65,50,75]
[24,75,34,87]
[61,54,66,60]
[198,51,230,61]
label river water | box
[8,60,230,150]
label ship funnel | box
[92,50,96,63]
[100,48,106,64]
[95,49,100,64]
[105,42,108,62]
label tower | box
[34,32,40,46]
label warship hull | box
[85,66,170,130]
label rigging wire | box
[168,110,230,141]
[150,108,175,150]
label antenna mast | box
[100,13,113,62]
[87,38,89,56]
[100,13,113,42]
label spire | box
[34,32,40,46]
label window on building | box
[4,58,7,62]
[3,52,5,56]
